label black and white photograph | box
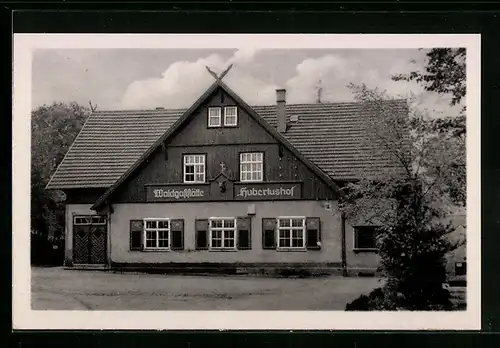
[13,34,480,330]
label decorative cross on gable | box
[205,63,234,82]
[220,162,226,173]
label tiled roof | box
[46,100,407,190]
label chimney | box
[276,89,287,133]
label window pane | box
[211,220,222,228]
[292,237,302,247]
[158,220,169,229]
[185,165,194,174]
[209,107,221,116]
[291,219,303,227]
[224,219,235,228]
[224,238,234,248]
[279,229,290,238]
[356,227,376,249]
[146,221,156,229]
[279,219,291,227]
[158,230,169,248]
[279,236,290,248]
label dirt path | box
[31,267,383,311]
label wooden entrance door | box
[73,215,107,264]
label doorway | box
[73,215,107,265]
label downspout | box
[341,211,347,277]
[107,202,113,270]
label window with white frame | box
[183,154,206,183]
[277,217,306,249]
[224,106,238,126]
[208,107,222,127]
[240,152,263,182]
[209,218,236,249]
[144,218,170,249]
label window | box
[74,215,106,225]
[184,154,206,183]
[208,107,221,127]
[224,106,238,126]
[143,218,170,250]
[240,152,263,182]
[277,217,306,249]
[130,219,184,251]
[209,218,236,250]
[353,226,379,251]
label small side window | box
[353,226,379,251]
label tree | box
[31,102,90,251]
[393,48,466,207]
[342,84,463,310]
[392,48,466,108]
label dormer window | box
[208,107,222,127]
[224,106,238,126]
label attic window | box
[208,107,222,127]
[224,106,238,126]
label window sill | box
[209,248,238,252]
[353,248,378,254]
[276,248,308,252]
[142,248,171,252]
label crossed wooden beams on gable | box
[205,63,234,82]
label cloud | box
[120,49,279,109]
[120,49,462,118]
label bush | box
[345,285,453,311]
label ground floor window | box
[353,226,379,251]
[277,217,306,249]
[262,216,321,251]
[209,218,236,250]
[144,218,170,249]
[130,218,184,251]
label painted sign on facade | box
[146,182,302,202]
[146,185,210,202]
[234,182,302,200]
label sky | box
[31,48,462,116]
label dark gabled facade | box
[46,71,407,274]
[93,81,341,210]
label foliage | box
[340,84,464,310]
[392,48,466,108]
[31,102,90,245]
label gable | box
[90,80,343,209]
[168,87,276,147]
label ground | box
[31,266,384,310]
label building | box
[45,69,409,275]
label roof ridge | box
[88,98,408,114]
